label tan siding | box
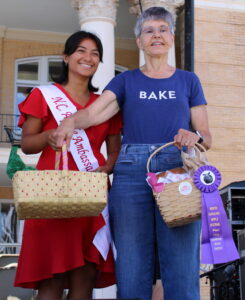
[116,48,139,70]
[196,7,245,26]
[0,186,13,199]
[196,41,245,65]
[0,37,138,114]
[210,128,245,151]
[196,62,245,86]
[195,6,245,188]
[207,151,245,172]
[202,84,245,108]
[195,20,245,44]
[0,39,64,114]
[218,171,245,188]
[0,37,3,109]
[207,106,245,129]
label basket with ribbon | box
[146,141,207,228]
[12,143,108,219]
[146,141,240,264]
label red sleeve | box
[18,88,49,128]
[107,111,122,135]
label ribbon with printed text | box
[193,165,239,264]
[37,85,113,260]
[37,85,99,171]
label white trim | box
[195,0,245,11]
[80,16,116,26]
[4,28,69,43]
[16,56,61,64]
[115,64,128,73]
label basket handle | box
[146,141,206,173]
[55,142,68,170]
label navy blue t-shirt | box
[105,68,207,144]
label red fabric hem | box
[14,216,116,290]
[14,253,115,289]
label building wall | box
[195,4,245,188]
[115,38,139,69]
[0,6,244,188]
[1,4,244,189]
[0,30,138,116]
[0,3,244,299]
[0,39,64,114]
[0,28,5,110]
[116,48,138,69]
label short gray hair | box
[134,6,175,37]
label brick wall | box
[116,48,139,69]
[195,6,245,188]
[0,39,63,114]
[0,36,4,110]
[0,35,138,115]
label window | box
[115,64,128,76]
[14,59,127,126]
[14,56,63,117]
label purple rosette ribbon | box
[194,165,239,264]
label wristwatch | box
[195,131,204,144]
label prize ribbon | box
[193,165,239,264]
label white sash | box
[37,85,99,171]
[38,85,112,260]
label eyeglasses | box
[141,25,171,36]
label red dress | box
[14,84,122,289]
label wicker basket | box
[12,145,108,219]
[147,142,206,227]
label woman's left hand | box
[174,128,199,148]
[47,129,63,152]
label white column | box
[128,0,184,67]
[68,4,119,298]
[71,0,119,93]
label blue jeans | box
[109,144,201,300]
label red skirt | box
[14,215,115,289]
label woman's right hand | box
[52,116,76,151]
[174,128,200,149]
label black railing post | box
[0,114,21,143]
[184,0,194,72]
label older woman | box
[53,7,211,300]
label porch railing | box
[0,114,21,144]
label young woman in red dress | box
[14,31,121,300]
